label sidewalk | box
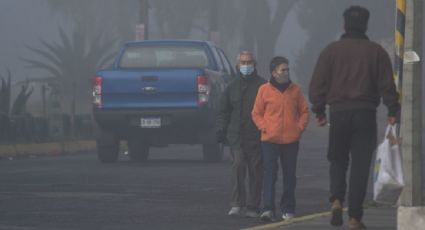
[244,206,396,230]
[0,140,96,158]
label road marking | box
[0,226,35,230]
[0,191,135,198]
[241,208,348,230]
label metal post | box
[209,1,220,44]
[398,0,423,207]
[395,0,406,92]
[139,0,149,40]
[397,1,424,228]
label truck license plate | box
[140,118,161,128]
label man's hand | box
[216,129,226,143]
[388,116,397,125]
[316,117,327,127]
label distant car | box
[93,40,235,163]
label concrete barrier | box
[397,206,425,230]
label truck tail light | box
[197,75,209,106]
[93,76,103,108]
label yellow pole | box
[394,0,406,92]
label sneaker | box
[282,213,295,221]
[260,210,274,222]
[330,199,343,226]
[348,218,367,229]
[245,208,260,218]
[228,207,241,216]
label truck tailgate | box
[100,69,203,109]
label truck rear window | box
[119,45,210,69]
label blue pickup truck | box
[93,40,235,163]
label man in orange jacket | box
[252,56,309,221]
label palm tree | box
[44,0,138,42]
[0,70,33,116]
[22,26,117,136]
[0,70,12,116]
[11,81,34,116]
[0,70,33,141]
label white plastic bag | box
[373,124,404,204]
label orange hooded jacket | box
[252,83,309,144]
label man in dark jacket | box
[216,51,266,218]
[309,6,400,229]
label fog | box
[0,0,411,117]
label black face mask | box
[274,71,290,84]
[270,76,291,92]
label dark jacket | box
[216,71,266,146]
[309,33,400,117]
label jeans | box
[262,141,299,214]
[328,109,377,220]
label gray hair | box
[236,51,256,63]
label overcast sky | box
[0,0,422,97]
[0,0,309,84]
[0,0,71,84]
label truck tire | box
[128,139,150,162]
[202,142,223,162]
[96,132,119,163]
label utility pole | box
[394,0,406,92]
[209,0,220,44]
[397,0,424,228]
[137,0,149,40]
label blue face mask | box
[239,65,255,76]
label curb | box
[0,140,96,158]
[241,208,348,230]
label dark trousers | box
[262,141,299,214]
[328,110,377,220]
[230,138,262,209]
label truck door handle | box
[143,86,157,93]
[142,76,158,82]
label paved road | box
[0,121,423,230]
[0,127,331,230]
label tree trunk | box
[70,81,76,138]
[241,1,296,77]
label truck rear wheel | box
[128,139,150,162]
[96,131,119,163]
[202,142,223,162]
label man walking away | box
[309,6,400,229]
